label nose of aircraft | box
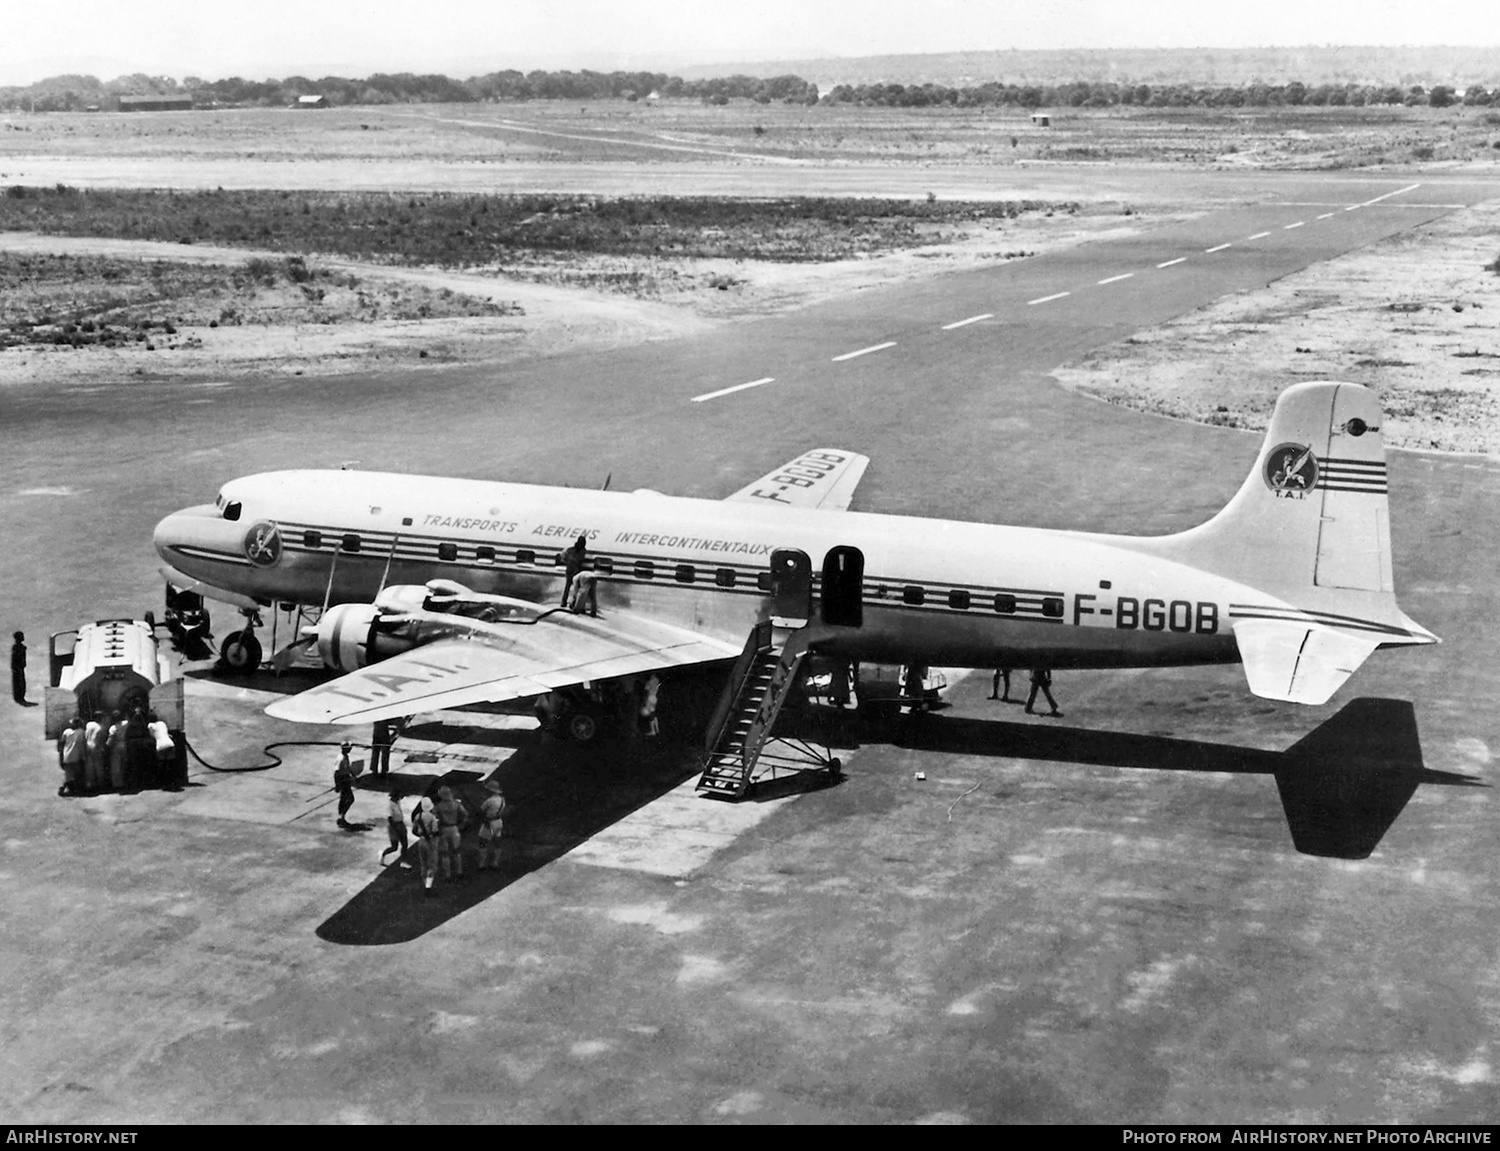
[153,504,244,572]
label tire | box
[566,712,599,743]
[220,631,262,674]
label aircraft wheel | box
[567,712,599,744]
[220,631,262,674]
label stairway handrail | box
[702,619,774,754]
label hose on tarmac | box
[183,736,367,774]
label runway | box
[1,169,1497,1123]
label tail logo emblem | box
[243,521,283,567]
[1264,443,1319,499]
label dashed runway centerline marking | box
[1284,221,1305,229]
[831,341,897,362]
[1156,257,1186,268]
[1027,291,1070,305]
[1204,243,1232,253]
[1317,212,1335,219]
[691,377,774,403]
[1357,183,1422,207]
[1248,231,1271,239]
[942,313,993,330]
[1097,273,1133,285]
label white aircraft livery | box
[153,381,1435,729]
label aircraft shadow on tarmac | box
[315,697,1479,944]
[316,730,708,947]
[868,697,1482,861]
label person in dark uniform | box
[1024,668,1062,718]
[11,631,28,706]
[990,667,1012,702]
[334,741,357,828]
[371,719,392,775]
[560,535,588,606]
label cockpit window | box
[223,501,242,522]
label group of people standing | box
[990,667,1062,717]
[57,708,178,796]
[336,741,509,894]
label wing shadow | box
[316,730,701,946]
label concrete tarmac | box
[0,170,1497,1124]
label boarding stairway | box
[695,621,838,800]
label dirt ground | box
[1054,200,1500,455]
[0,208,1156,386]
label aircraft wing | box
[263,610,739,725]
[725,448,869,511]
[1234,620,1382,706]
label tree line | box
[0,70,819,112]
[821,80,1492,109]
[1,69,1494,113]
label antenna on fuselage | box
[601,473,611,491]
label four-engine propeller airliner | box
[153,381,1435,745]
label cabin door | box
[820,546,864,628]
[768,548,812,626]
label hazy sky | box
[3,0,1493,86]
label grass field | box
[3,102,1498,170]
[0,186,1076,267]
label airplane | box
[153,381,1436,779]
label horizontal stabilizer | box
[1235,619,1381,706]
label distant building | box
[118,94,193,112]
[1031,112,1052,127]
[295,94,328,109]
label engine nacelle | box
[313,603,420,671]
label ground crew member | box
[333,741,357,828]
[411,793,440,891]
[57,716,86,797]
[990,667,1012,702]
[476,781,507,871]
[147,712,175,789]
[83,711,107,793]
[904,665,929,713]
[381,788,408,866]
[371,719,392,775]
[560,535,587,606]
[10,631,27,706]
[567,570,599,616]
[639,673,661,738]
[106,710,128,791]
[433,785,468,879]
[125,706,152,791]
[1024,668,1062,718]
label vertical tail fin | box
[1136,382,1436,704]
[1157,381,1393,593]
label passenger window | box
[949,589,970,610]
[514,549,535,565]
[757,572,771,592]
[223,501,242,522]
[675,564,695,584]
[303,530,322,549]
[1042,597,1064,618]
[903,585,925,606]
[475,546,495,564]
[715,568,736,588]
[438,543,458,562]
[341,533,361,553]
[994,594,1017,614]
[594,556,613,575]
[635,561,655,580]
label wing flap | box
[1235,619,1381,706]
[726,448,869,511]
[265,609,738,725]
